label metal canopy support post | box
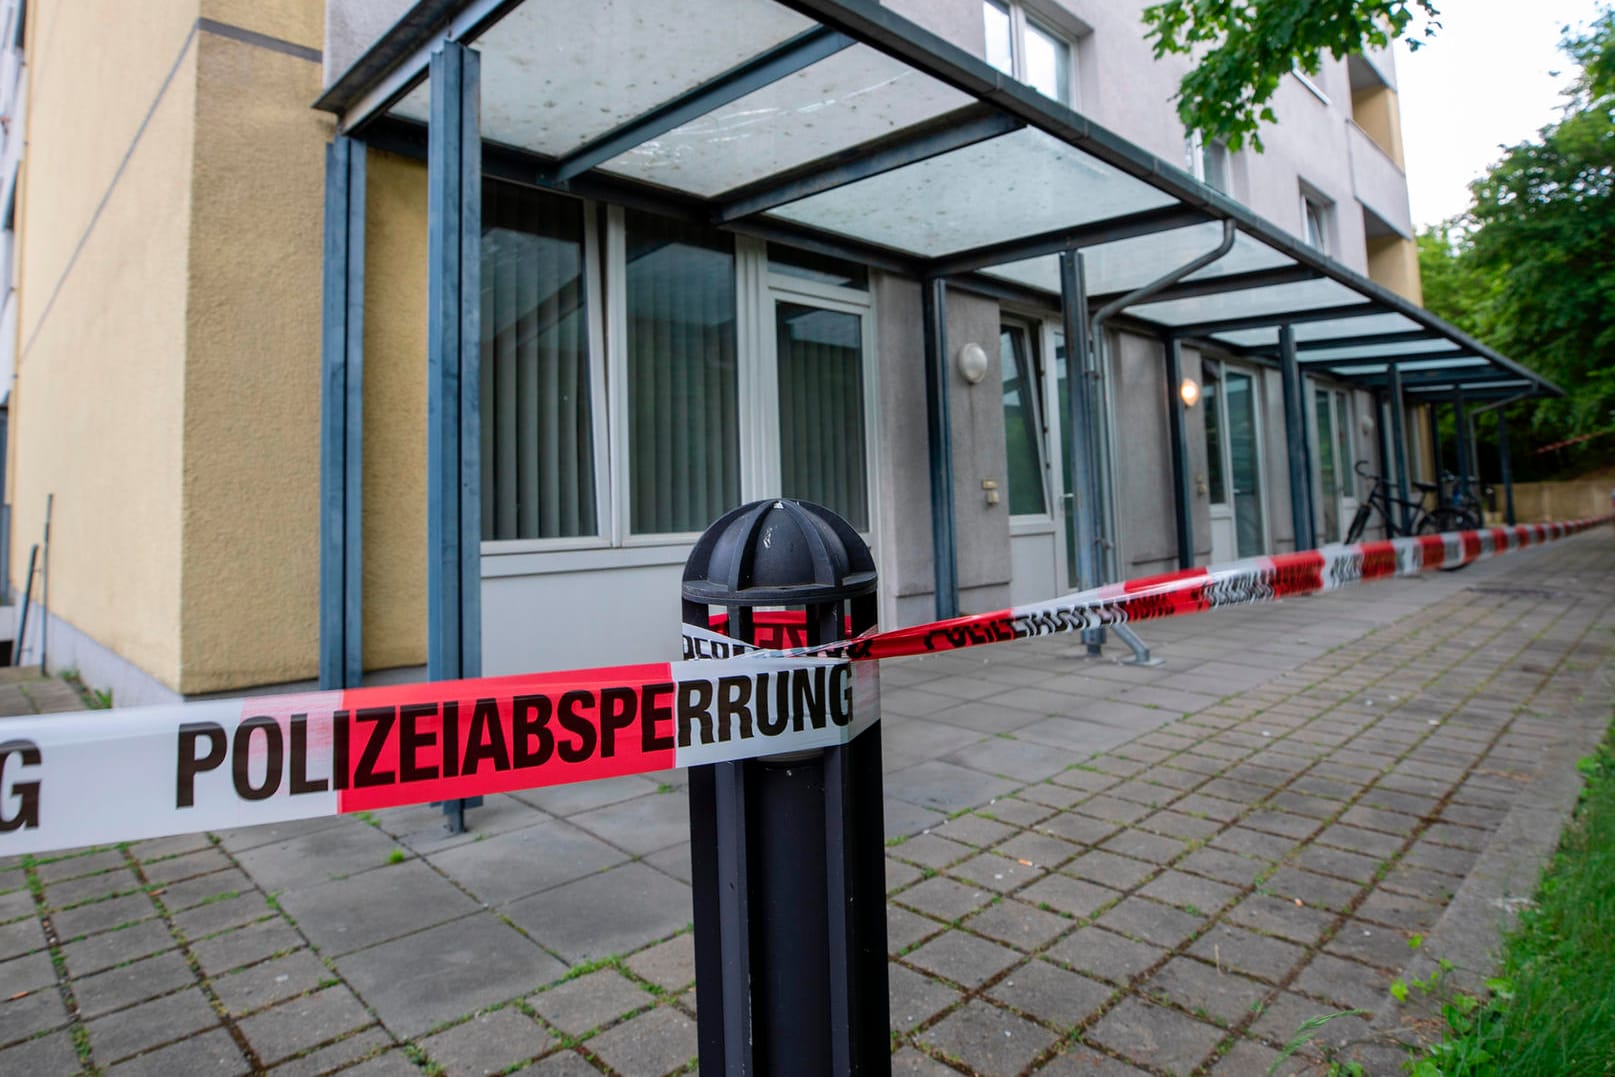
[1279,325,1316,551]
[921,278,958,621]
[1427,403,1443,486]
[1452,392,1472,500]
[1387,364,1412,534]
[1164,337,1194,570]
[1058,251,1100,598]
[1497,409,1516,524]
[427,41,483,833]
[319,136,366,690]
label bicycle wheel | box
[1416,508,1480,571]
[1344,501,1373,544]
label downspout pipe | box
[1086,219,1237,578]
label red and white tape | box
[1,516,1604,857]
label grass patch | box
[1402,725,1615,1075]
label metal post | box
[319,136,366,690]
[921,278,958,621]
[1388,363,1412,534]
[1452,392,1471,501]
[1427,404,1443,497]
[1497,409,1516,525]
[1058,251,1100,592]
[1164,337,1193,569]
[427,42,483,832]
[1279,325,1316,551]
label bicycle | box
[1344,461,1482,570]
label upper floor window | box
[1301,190,1331,252]
[1185,132,1231,194]
[983,0,1075,106]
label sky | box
[1397,0,1606,228]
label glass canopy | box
[323,0,1559,402]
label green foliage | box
[1401,725,1615,1074]
[1418,9,1615,475]
[1141,0,1440,150]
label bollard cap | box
[683,499,876,607]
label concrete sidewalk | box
[1,530,1611,1076]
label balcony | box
[1347,119,1412,240]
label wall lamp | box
[957,342,989,385]
[1179,377,1201,408]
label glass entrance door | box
[1312,386,1356,543]
[1205,361,1268,561]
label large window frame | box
[982,0,1081,108]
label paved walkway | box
[1,530,1611,1076]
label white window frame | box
[478,194,614,557]
[983,0,1081,108]
[1300,187,1332,253]
[1184,131,1232,194]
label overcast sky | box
[1397,0,1606,228]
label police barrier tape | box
[2,516,1606,856]
[682,516,1615,663]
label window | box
[999,323,1047,516]
[983,0,1075,106]
[480,182,599,541]
[1185,132,1230,194]
[624,210,740,535]
[776,303,868,529]
[1300,191,1331,252]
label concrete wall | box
[945,289,1012,613]
[872,273,936,626]
[1503,481,1615,524]
[1107,331,1178,575]
[9,1,200,692]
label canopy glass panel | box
[984,225,1291,297]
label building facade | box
[6,0,1547,705]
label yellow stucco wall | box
[1351,84,1405,167]
[177,27,331,693]
[9,3,200,686]
[361,150,429,672]
[1367,234,1424,306]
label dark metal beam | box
[1059,250,1101,593]
[1388,365,1412,533]
[1497,410,1516,525]
[1452,393,1472,499]
[1292,328,1441,353]
[550,27,854,183]
[1337,365,1510,390]
[927,204,1207,279]
[319,135,365,690]
[1090,264,1320,311]
[922,279,958,621]
[1164,338,1194,569]
[1170,302,1382,338]
[1300,350,1478,369]
[1279,325,1316,551]
[715,104,1021,223]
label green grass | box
[1403,724,1615,1076]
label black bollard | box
[683,499,889,1077]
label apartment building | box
[5,0,1556,705]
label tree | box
[1142,0,1440,150]
[1418,8,1615,475]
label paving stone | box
[154,868,256,914]
[888,961,962,1031]
[624,932,694,991]
[1145,956,1270,1027]
[332,1049,423,1076]
[1044,927,1168,986]
[1250,990,1375,1054]
[75,949,197,1019]
[1189,925,1307,984]
[1177,847,1265,888]
[0,1029,81,1076]
[418,1007,553,1075]
[61,918,176,977]
[528,968,653,1035]
[1402,840,1480,877]
[1035,813,1121,846]
[0,888,31,924]
[1087,996,1224,1075]
[1137,810,1221,841]
[889,905,943,954]
[1207,1038,1297,1076]
[997,830,1083,868]
[1100,829,1188,866]
[895,876,995,922]
[213,948,334,1016]
[948,736,1085,782]
[1324,919,1422,970]
[1225,894,1337,947]
[265,1028,394,1076]
[569,794,693,858]
[949,851,1046,893]
[276,861,479,957]
[336,914,565,1038]
[1169,793,1247,822]
[237,985,373,1065]
[1315,824,1405,860]
[906,929,1021,988]
[918,998,1057,1075]
[1035,1045,1153,1074]
[37,849,125,884]
[1137,870,1243,916]
[129,833,215,862]
[886,761,1021,814]
[1064,850,1156,892]
[1291,843,1383,882]
[933,813,1019,849]
[583,1005,696,1077]
[1019,873,1119,921]
[1075,795,1154,825]
[979,797,1056,827]
[104,1027,250,1077]
[1380,863,1463,901]
[1261,867,1364,913]
[143,848,234,885]
[0,915,45,962]
[1292,953,1395,1011]
[1354,889,1445,933]
[191,918,305,977]
[50,892,161,940]
[890,834,976,870]
[887,858,925,893]
[1209,826,1298,862]
[1095,897,1206,950]
[513,774,661,817]
[0,981,71,1040]
[988,959,1112,1029]
[86,985,220,1063]
[235,823,405,891]
[173,892,277,940]
[0,947,56,996]
[962,898,1072,952]
[892,1045,962,1074]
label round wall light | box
[957,342,989,385]
[1179,377,1201,408]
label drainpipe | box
[1084,219,1235,664]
